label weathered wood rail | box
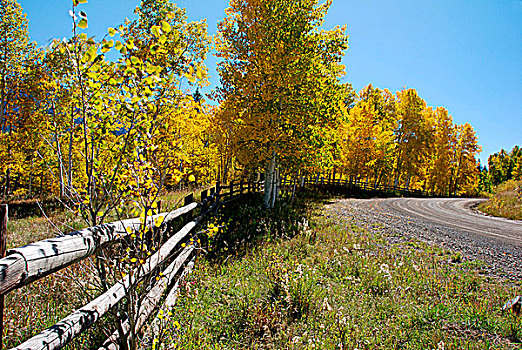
[1,180,260,350]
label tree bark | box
[56,133,64,198]
[405,174,412,191]
[67,107,75,196]
[5,142,11,197]
[263,152,278,209]
[271,166,279,208]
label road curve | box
[326,197,522,279]
[350,198,522,246]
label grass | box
[5,188,522,349]
[478,180,522,220]
[153,192,522,349]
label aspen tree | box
[216,0,348,208]
[0,0,34,196]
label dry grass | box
[4,259,97,348]
[479,180,522,220]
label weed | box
[451,252,463,264]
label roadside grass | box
[158,193,522,349]
[5,188,522,349]
[478,180,522,220]
[3,188,193,348]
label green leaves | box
[82,45,97,62]
[100,39,114,53]
[151,25,162,38]
[4,0,215,222]
[126,38,135,50]
[160,20,172,33]
[216,0,348,175]
[77,18,88,29]
[74,8,88,29]
[130,56,141,66]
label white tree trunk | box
[271,166,280,208]
[67,115,74,196]
[263,152,278,208]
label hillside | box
[478,180,522,221]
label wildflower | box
[322,297,333,311]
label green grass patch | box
[5,189,522,349]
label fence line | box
[0,203,198,296]
[2,176,426,349]
[3,180,259,350]
[302,176,433,197]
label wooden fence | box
[0,175,428,349]
[0,180,261,350]
[300,175,433,197]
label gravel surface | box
[324,198,522,282]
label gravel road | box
[325,198,522,281]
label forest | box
[1,0,486,215]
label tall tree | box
[450,123,481,195]
[393,88,431,189]
[488,146,521,185]
[427,107,456,194]
[216,0,348,207]
[358,85,396,186]
[0,0,34,196]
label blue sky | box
[20,0,522,165]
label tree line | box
[337,85,481,196]
[1,0,483,212]
[213,0,481,206]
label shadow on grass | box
[5,198,64,220]
[199,182,437,265]
[201,188,330,265]
[312,183,429,199]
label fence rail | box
[301,176,433,197]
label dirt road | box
[326,198,522,280]
[351,198,522,246]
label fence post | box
[239,181,243,195]
[201,189,208,213]
[254,180,258,193]
[229,181,234,199]
[0,204,7,350]
[215,181,221,204]
[184,193,194,223]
